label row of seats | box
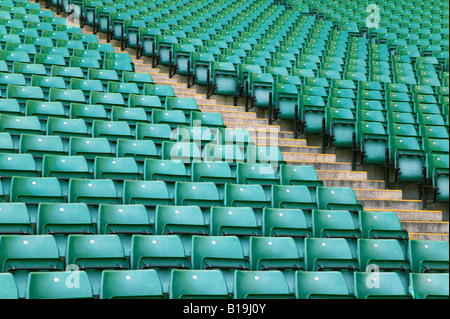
[0,201,409,255]
[1,269,448,299]
[0,233,447,297]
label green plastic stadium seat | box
[234,270,293,299]
[130,234,190,293]
[0,273,19,299]
[0,235,63,298]
[279,164,323,201]
[409,273,449,299]
[295,271,355,299]
[354,272,411,299]
[191,235,249,292]
[26,271,93,299]
[99,269,165,299]
[97,204,152,256]
[0,202,32,235]
[68,178,121,223]
[358,207,409,239]
[169,269,229,299]
[66,234,128,296]
[409,240,449,273]
[36,202,94,257]
[316,186,363,213]
[249,236,303,292]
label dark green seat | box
[409,240,449,273]
[169,269,229,299]
[0,202,32,235]
[409,273,449,299]
[191,235,249,292]
[0,235,63,298]
[155,205,208,256]
[99,269,165,299]
[36,202,94,258]
[97,204,152,256]
[234,270,293,299]
[26,271,93,299]
[249,236,303,293]
[295,271,355,299]
[354,272,411,299]
[130,234,190,294]
[65,234,128,296]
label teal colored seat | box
[224,183,270,223]
[191,235,249,292]
[190,111,225,129]
[0,235,63,298]
[143,159,189,188]
[68,178,121,223]
[271,185,317,223]
[316,186,363,213]
[97,204,152,256]
[68,137,113,169]
[155,205,208,256]
[236,163,279,189]
[354,272,411,299]
[234,270,293,299]
[128,94,163,116]
[409,240,449,273]
[295,271,355,299]
[26,271,93,299]
[388,136,425,183]
[0,202,32,235]
[279,164,323,201]
[312,209,361,240]
[409,273,449,299]
[305,238,359,292]
[249,236,303,293]
[36,202,94,258]
[65,234,128,296]
[130,234,190,294]
[161,141,202,165]
[143,84,175,105]
[0,153,38,195]
[209,206,260,257]
[174,182,222,220]
[169,269,230,299]
[151,109,188,128]
[359,210,409,240]
[425,153,449,202]
[99,270,165,299]
[0,273,19,299]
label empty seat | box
[122,180,173,223]
[91,120,133,143]
[249,236,303,293]
[234,270,293,299]
[354,272,411,299]
[66,234,128,296]
[224,184,270,224]
[97,204,153,256]
[0,235,63,298]
[26,271,93,299]
[191,235,249,292]
[0,153,38,196]
[359,211,409,240]
[0,273,19,299]
[271,185,317,223]
[409,240,449,273]
[295,271,355,299]
[169,270,230,299]
[0,202,32,235]
[99,269,165,299]
[279,164,323,201]
[155,205,208,256]
[409,273,449,299]
[316,187,363,213]
[130,234,190,294]
[68,178,121,223]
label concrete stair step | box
[220,116,269,125]
[198,104,246,112]
[322,179,386,189]
[364,208,444,222]
[353,189,403,200]
[277,145,323,154]
[225,122,281,131]
[406,232,449,241]
[290,161,353,172]
[357,198,424,210]
[254,137,308,147]
[200,109,259,119]
[316,169,368,180]
[282,152,336,163]
[401,221,449,235]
